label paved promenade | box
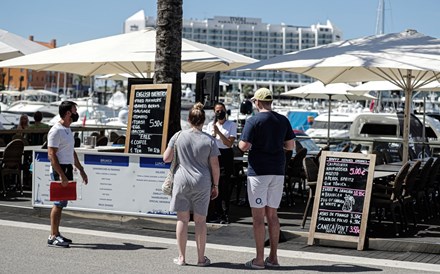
[0,191,439,273]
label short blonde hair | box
[188,102,205,127]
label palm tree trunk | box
[154,0,182,137]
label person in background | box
[205,102,237,224]
[47,101,88,248]
[29,111,50,145]
[163,102,220,266]
[29,111,49,129]
[17,114,29,130]
[239,88,295,269]
[13,114,30,143]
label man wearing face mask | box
[205,102,237,224]
[47,101,88,247]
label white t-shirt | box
[205,120,237,149]
[47,122,75,165]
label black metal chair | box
[372,150,387,165]
[401,160,422,228]
[412,157,434,222]
[295,140,303,153]
[231,145,247,205]
[340,143,351,152]
[110,131,119,142]
[301,157,319,228]
[114,135,126,145]
[0,139,25,197]
[96,136,108,146]
[74,137,81,147]
[370,162,410,236]
[351,143,362,153]
[285,148,307,206]
[425,157,440,217]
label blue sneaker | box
[47,235,70,248]
[58,234,72,244]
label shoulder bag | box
[162,131,181,196]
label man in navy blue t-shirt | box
[239,88,295,269]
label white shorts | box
[247,175,284,208]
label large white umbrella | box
[0,29,48,60]
[283,81,375,100]
[282,81,375,144]
[0,28,257,75]
[97,72,229,86]
[242,30,440,162]
[349,80,440,93]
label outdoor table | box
[387,158,432,167]
[374,164,403,173]
[373,171,396,179]
[75,145,125,153]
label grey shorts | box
[170,183,211,216]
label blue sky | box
[0,0,438,47]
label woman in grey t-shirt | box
[163,102,220,267]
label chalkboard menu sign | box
[308,151,376,250]
[125,84,172,155]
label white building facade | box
[124,10,343,91]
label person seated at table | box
[11,114,31,144]
[15,114,30,130]
[29,111,50,129]
[29,111,50,145]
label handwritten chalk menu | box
[125,84,172,155]
[308,151,376,250]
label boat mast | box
[374,0,385,112]
[375,0,385,35]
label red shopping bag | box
[50,181,77,201]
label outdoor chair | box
[96,136,108,146]
[340,143,351,152]
[12,134,29,146]
[295,140,303,153]
[412,157,434,222]
[351,143,362,153]
[110,132,119,142]
[398,146,418,161]
[425,157,440,217]
[401,160,422,228]
[301,157,319,229]
[0,139,25,197]
[313,145,329,167]
[74,137,81,147]
[231,145,247,205]
[370,162,410,236]
[114,135,126,145]
[409,147,418,160]
[381,149,394,164]
[285,148,307,206]
[372,150,387,165]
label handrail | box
[0,125,127,135]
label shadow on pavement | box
[71,242,167,251]
[209,262,382,272]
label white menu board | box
[32,149,175,218]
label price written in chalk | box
[349,167,366,176]
[149,119,163,128]
[349,226,360,234]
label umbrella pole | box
[422,95,426,158]
[327,95,332,146]
[402,71,412,163]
